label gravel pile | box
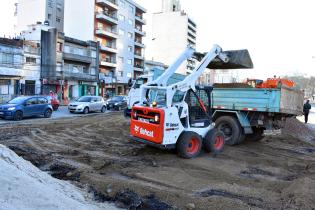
[283,117,315,145]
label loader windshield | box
[147,89,167,106]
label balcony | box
[100,58,117,68]
[134,40,145,48]
[135,15,146,25]
[63,53,92,64]
[95,28,118,39]
[96,12,118,25]
[134,53,144,60]
[134,27,146,36]
[96,0,118,10]
[100,44,117,53]
[187,36,196,44]
[134,64,144,72]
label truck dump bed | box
[212,87,303,116]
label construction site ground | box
[1,112,315,210]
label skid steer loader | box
[130,45,253,158]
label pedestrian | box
[303,100,312,123]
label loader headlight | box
[152,101,157,108]
[154,114,159,122]
[133,111,137,118]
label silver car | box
[68,96,106,114]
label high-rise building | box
[16,0,65,32]
[151,0,196,75]
[64,0,146,96]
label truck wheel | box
[204,128,225,154]
[177,131,202,159]
[215,116,245,145]
[246,127,264,141]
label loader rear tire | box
[177,131,202,159]
[204,128,225,154]
[215,116,245,146]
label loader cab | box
[181,86,213,128]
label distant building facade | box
[0,38,41,103]
[151,0,197,75]
[16,0,65,32]
[64,0,146,96]
[19,23,100,103]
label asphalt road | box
[0,106,114,125]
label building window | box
[118,71,123,77]
[48,0,53,8]
[119,29,125,36]
[91,51,97,58]
[129,5,134,14]
[118,57,124,63]
[119,0,125,7]
[127,59,132,65]
[57,3,62,12]
[26,57,36,64]
[57,42,63,52]
[90,68,96,75]
[0,53,14,65]
[48,13,52,20]
[83,66,89,74]
[119,14,125,21]
[127,32,133,39]
[128,46,133,52]
[56,17,61,23]
[128,18,133,26]
[0,80,9,94]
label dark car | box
[0,96,53,121]
[106,96,128,111]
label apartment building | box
[64,0,146,96]
[0,38,41,103]
[16,0,65,32]
[20,24,99,104]
[151,0,197,75]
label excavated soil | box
[0,113,315,210]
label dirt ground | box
[1,113,315,210]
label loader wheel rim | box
[214,135,224,149]
[186,137,199,154]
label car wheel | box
[101,106,106,113]
[44,109,52,118]
[13,111,23,121]
[83,107,89,114]
[177,131,202,159]
[70,111,74,113]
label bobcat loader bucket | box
[194,49,253,69]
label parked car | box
[46,95,60,111]
[106,95,128,111]
[0,96,53,121]
[68,96,106,114]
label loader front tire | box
[177,131,202,159]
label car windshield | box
[77,96,91,102]
[8,97,27,104]
[111,96,123,101]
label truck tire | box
[246,127,264,141]
[177,131,202,159]
[215,116,245,145]
[203,128,225,154]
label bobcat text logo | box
[134,125,154,138]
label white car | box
[68,96,106,114]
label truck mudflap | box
[130,106,165,144]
